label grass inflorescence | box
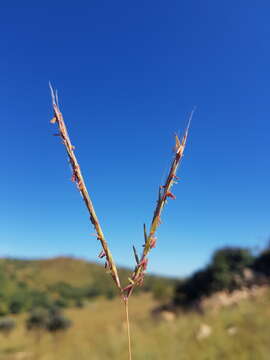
[49,84,194,359]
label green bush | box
[85,279,117,300]
[212,247,254,273]
[174,267,214,306]
[49,282,86,305]
[0,302,9,316]
[28,290,53,310]
[0,318,16,336]
[26,308,49,330]
[46,310,72,332]
[174,247,254,307]
[26,307,72,333]
[9,296,25,314]
[253,249,270,276]
[152,281,174,303]
[54,297,69,308]
[210,247,254,291]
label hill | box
[0,256,128,289]
[0,257,176,315]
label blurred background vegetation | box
[0,256,177,316]
[0,245,270,359]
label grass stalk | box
[49,84,193,359]
[49,83,121,291]
[124,298,132,360]
[123,108,195,298]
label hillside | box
[0,257,176,315]
[0,256,129,289]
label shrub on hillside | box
[29,290,53,310]
[174,247,254,307]
[174,267,214,306]
[85,279,118,300]
[26,307,72,333]
[26,308,49,330]
[253,250,270,277]
[210,247,254,291]
[54,297,69,308]
[9,293,27,314]
[212,247,254,275]
[0,302,9,316]
[0,318,16,336]
[46,310,72,332]
[49,282,86,305]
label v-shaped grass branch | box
[49,84,194,359]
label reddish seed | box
[98,250,106,259]
[166,191,176,200]
[123,284,133,292]
[140,257,148,271]
[150,237,157,249]
[137,275,144,286]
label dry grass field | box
[1,290,270,360]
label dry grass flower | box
[49,83,194,359]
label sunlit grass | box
[1,291,270,359]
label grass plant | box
[49,84,194,359]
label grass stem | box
[49,84,193,360]
[49,83,121,291]
[124,298,132,360]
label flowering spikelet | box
[165,191,176,200]
[149,236,157,249]
[98,250,106,259]
[123,107,195,298]
[49,83,194,300]
[49,85,193,360]
[49,83,121,291]
[140,257,148,271]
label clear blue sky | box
[2,1,270,277]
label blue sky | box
[2,1,270,277]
